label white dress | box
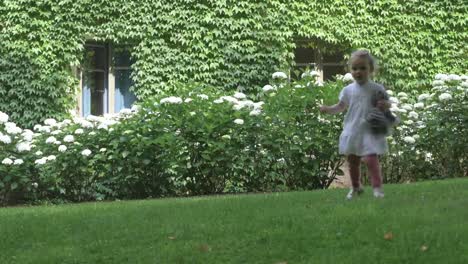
[338,81,388,156]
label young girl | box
[320,50,392,199]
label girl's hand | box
[376,100,391,111]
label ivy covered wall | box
[0,0,466,127]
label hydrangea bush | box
[0,76,345,204]
[381,74,468,182]
[1,73,466,205]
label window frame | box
[292,40,347,82]
[76,43,135,117]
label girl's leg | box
[364,154,382,189]
[347,155,362,190]
[364,154,384,197]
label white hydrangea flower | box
[46,136,57,144]
[432,80,445,87]
[43,118,57,126]
[397,92,408,98]
[38,126,51,133]
[220,96,239,104]
[301,70,319,79]
[131,105,140,112]
[233,119,244,125]
[221,135,231,140]
[2,158,13,165]
[413,102,424,109]
[63,135,75,143]
[5,122,22,135]
[31,182,38,188]
[408,111,419,119]
[58,145,67,152]
[403,136,416,144]
[85,115,99,122]
[404,120,414,125]
[160,96,183,104]
[343,73,354,82]
[184,98,193,103]
[81,149,92,156]
[397,108,408,113]
[80,120,94,128]
[197,94,209,100]
[47,155,56,161]
[21,130,34,142]
[402,104,413,111]
[386,90,394,96]
[233,92,247,99]
[62,119,72,125]
[0,134,12,144]
[35,151,43,156]
[89,131,97,135]
[99,148,107,152]
[253,102,264,110]
[74,128,84,134]
[234,100,254,111]
[16,142,31,152]
[439,93,452,101]
[389,106,399,113]
[272,71,288,79]
[51,130,62,135]
[389,97,399,104]
[13,159,24,165]
[460,82,468,88]
[417,94,430,101]
[233,104,246,111]
[97,124,108,130]
[35,158,47,165]
[0,111,9,123]
[448,74,461,81]
[249,109,262,116]
[425,152,433,162]
[262,85,275,92]
[119,108,132,115]
[435,73,448,80]
[213,99,223,104]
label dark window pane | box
[84,45,107,71]
[113,46,133,68]
[323,65,346,81]
[294,47,315,64]
[323,52,344,63]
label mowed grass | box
[1,178,467,264]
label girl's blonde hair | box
[349,49,377,72]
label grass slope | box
[1,178,467,264]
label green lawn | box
[1,178,467,264]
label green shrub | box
[0,74,346,204]
[382,74,468,183]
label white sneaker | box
[373,189,385,198]
[346,188,364,200]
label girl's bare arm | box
[319,101,347,114]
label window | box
[292,40,347,82]
[78,42,136,116]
